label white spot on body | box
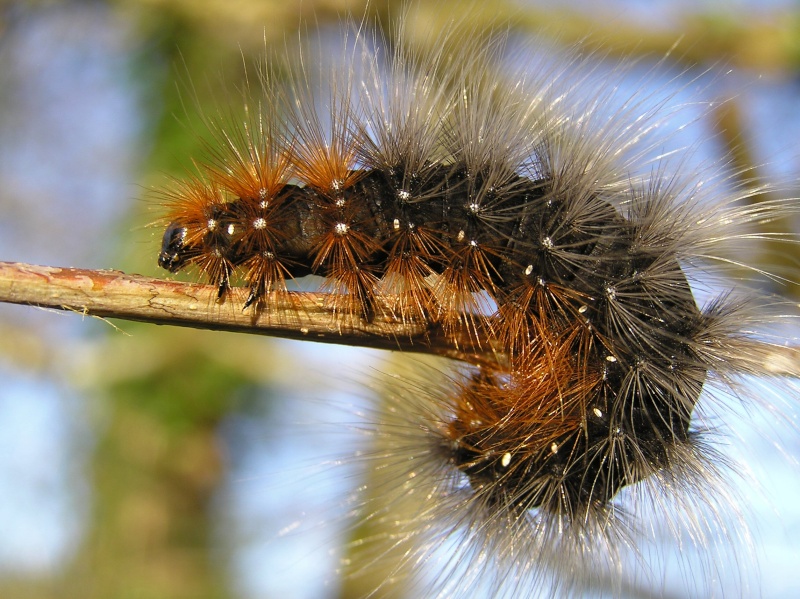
[606,355,617,363]
[578,305,588,313]
[227,224,236,235]
[524,264,533,276]
[593,408,603,418]
[457,230,466,242]
[550,442,559,454]
[393,218,401,230]
[501,453,512,468]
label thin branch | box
[2,260,799,376]
[0,261,499,365]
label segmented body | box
[159,157,705,512]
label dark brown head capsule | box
[158,221,190,272]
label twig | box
[0,261,499,365]
[2,260,799,376]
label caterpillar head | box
[158,221,190,272]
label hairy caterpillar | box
[155,11,797,598]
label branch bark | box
[2,260,799,376]
[0,261,500,365]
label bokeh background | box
[1,0,800,597]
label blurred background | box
[0,0,799,597]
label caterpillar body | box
[156,12,796,598]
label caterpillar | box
[155,11,797,598]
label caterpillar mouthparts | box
[154,11,796,597]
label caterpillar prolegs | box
[156,13,796,597]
